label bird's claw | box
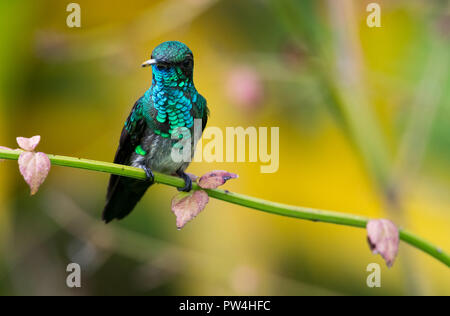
[142,166,155,183]
[177,170,192,192]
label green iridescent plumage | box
[103,41,209,223]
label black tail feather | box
[102,175,152,223]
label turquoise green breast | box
[146,66,196,138]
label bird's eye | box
[183,59,192,68]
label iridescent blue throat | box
[145,66,196,138]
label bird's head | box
[142,41,194,82]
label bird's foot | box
[176,170,192,192]
[141,166,155,183]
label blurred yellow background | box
[0,0,449,295]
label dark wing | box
[103,97,151,223]
[195,93,209,131]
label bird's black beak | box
[141,59,158,67]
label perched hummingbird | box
[103,41,209,223]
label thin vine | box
[0,148,448,267]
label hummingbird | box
[102,41,209,223]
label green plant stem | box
[0,148,449,267]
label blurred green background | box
[0,0,449,295]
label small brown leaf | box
[367,219,399,268]
[198,170,238,189]
[171,190,209,229]
[18,151,51,195]
[17,136,41,151]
